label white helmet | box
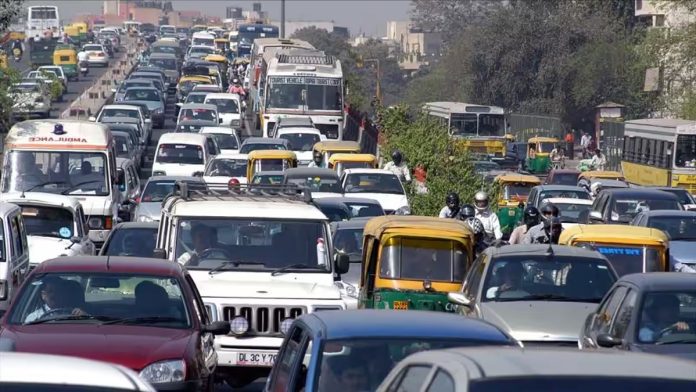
[474,191,489,212]
[590,182,602,196]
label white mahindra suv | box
[153,182,349,389]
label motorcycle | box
[12,47,22,62]
[79,60,89,76]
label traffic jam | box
[0,4,695,392]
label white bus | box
[25,5,61,39]
[261,49,344,139]
[424,101,508,159]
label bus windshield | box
[267,76,343,111]
[675,135,696,168]
[450,113,505,137]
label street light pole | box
[362,58,382,105]
[280,0,286,38]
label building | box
[635,0,695,28]
[386,21,442,71]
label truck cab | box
[153,183,349,389]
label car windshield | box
[141,180,205,202]
[333,227,364,256]
[469,377,695,392]
[113,135,130,158]
[2,151,110,196]
[481,256,615,302]
[120,81,152,92]
[102,228,157,257]
[191,39,214,48]
[646,215,696,241]
[124,89,160,102]
[149,57,177,70]
[344,173,404,195]
[20,205,74,239]
[175,218,331,272]
[286,176,342,193]
[185,93,208,104]
[343,201,384,217]
[207,134,238,150]
[538,189,590,203]
[8,273,190,328]
[252,174,285,185]
[13,84,40,93]
[379,237,467,282]
[179,108,216,121]
[549,172,580,185]
[240,143,287,153]
[549,202,592,223]
[636,291,696,344]
[156,144,204,165]
[280,133,321,152]
[205,98,239,113]
[611,198,682,222]
[266,76,342,111]
[83,45,102,51]
[151,46,177,55]
[205,158,246,177]
[100,108,139,119]
[315,338,510,392]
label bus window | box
[675,134,696,168]
[450,113,477,137]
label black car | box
[589,188,682,224]
[580,272,696,362]
[99,222,158,257]
[312,198,351,222]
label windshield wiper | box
[102,316,182,325]
[25,314,116,325]
[61,180,104,195]
[25,180,68,192]
[208,261,265,275]
[271,263,316,276]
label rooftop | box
[34,256,184,276]
[619,272,696,291]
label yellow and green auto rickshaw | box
[360,216,475,312]
[246,150,298,180]
[53,44,79,81]
[494,173,542,237]
[312,141,361,164]
[327,153,378,175]
[525,136,560,174]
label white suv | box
[153,183,349,389]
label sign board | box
[268,76,340,86]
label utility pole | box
[280,0,286,38]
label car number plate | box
[236,352,277,367]
[393,300,409,310]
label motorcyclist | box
[307,150,324,168]
[86,29,95,43]
[550,144,564,168]
[474,191,503,240]
[459,203,476,220]
[509,206,540,245]
[463,217,488,257]
[383,150,411,183]
[227,78,246,97]
[11,39,23,59]
[438,192,460,219]
[523,203,562,244]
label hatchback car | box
[283,168,344,199]
[99,222,158,258]
[82,44,109,67]
[121,87,165,128]
[0,257,230,391]
[526,185,591,210]
[589,188,683,224]
[630,210,696,272]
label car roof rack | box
[168,181,313,204]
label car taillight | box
[97,53,104,57]
[135,196,141,204]
[228,178,240,189]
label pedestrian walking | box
[580,132,590,159]
[565,130,575,159]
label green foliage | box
[0,67,22,130]
[379,106,498,216]
[0,0,23,32]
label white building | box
[386,21,442,71]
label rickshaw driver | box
[307,150,325,168]
[474,191,503,240]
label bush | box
[379,106,499,216]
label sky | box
[24,0,412,36]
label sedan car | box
[631,210,696,272]
[99,222,158,258]
[134,176,207,222]
[341,169,410,214]
[82,44,109,67]
[540,197,593,228]
[0,256,230,390]
[36,65,68,90]
[580,272,696,361]
[10,82,51,119]
[121,87,165,128]
[447,244,618,346]
[377,347,696,391]
[113,79,157,103]
[589,188,683,224]
[265,310,519,392]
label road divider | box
[60,37,140,120]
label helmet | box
[459,204,476,220]
[523,206,540,227]
[590,182,602,196]
[232,78,240,84]
[474,191,489,211]
[391,150,403,164]
[543,217,563,244]
[540,203,559,218]
[446,192,460,209]
[465,217,485,236]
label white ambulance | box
[2,120,123,249]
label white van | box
[0,192,95,266]
[0,201,30,314]
[204,93,242,128]
[2,120,123,249]
[191,32,216,49]
[152,133,214,177]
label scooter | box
[12,47,22,62]
[79,60,89,76]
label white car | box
[202,154,249,190]
[37,65,68,88]
[152,133,215,177]
[82,44,109,67]
[10,82,51,118]
[340,169,410,214]
[0,352,155,391]
[276,127,323,166]
[200,127,241,154]
[540,197,593,229]
[93,104,151,144]
[204,93,242,128]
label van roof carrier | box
[171,181,313,203]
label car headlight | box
[334,281,358,299]
[88,217,104,229]
[139,359,186,384]
[230,316,249,335]
[137,215,154,222]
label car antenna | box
[546,241,554,257]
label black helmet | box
[459,204,476,220]
[540,203,559,217]
[446,192,460,207]
[391,150,403,164]
[523,206,540,227]
[543,217,563,244]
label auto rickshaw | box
[204,54,228,83]
[577,170,625,192]
[359,216,475,312]
[494,173,542,237]
[313,141,361,164]
[73,22,88,44]
[214,38,229,53]
[559,224,669,277]
[247,150,298,179]
[525,136,560,174]
[328,153,378,175]
[53,45,79,81]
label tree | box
[0,0,24,131]
[410,0,501,44]
[0,0,23,32]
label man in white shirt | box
[177,224,216,266]
[307,150,324,168]
[589,149,606,171]
[25,278,87,323]
[383,150,411,183]
[638,294,690,343]
[580,132,591,158]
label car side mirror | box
[203,321,231,335]
[192,171,203,177]
[116,168,125,186]
[152,248,167,259]
[70,236,81,244]
[88,116,96,122]
[588,211,603,223]
[447,292,472,308]
[335,253,349,274]
[596,333,622,348]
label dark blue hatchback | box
[265,310,519,392]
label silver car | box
[11,82,51,118]
[134,176,207,222]
[447,244,618,347]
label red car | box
[0,256,230,391]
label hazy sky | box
[24,0,412,36]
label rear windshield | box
[149,57,177,70]
[124,89,160,102]
[208,133,239,150]
[157,144,204,165]
[192,38,214,47]
[240,143,287,154]
[179,108,216,121]
[113,135,130,158]
[100,108,138,119]
[206,98,239,113]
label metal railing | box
[508,113,563,141]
